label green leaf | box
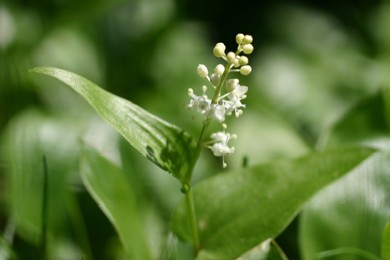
[381,221,390,260]
[324,92,389,148]
[30,67,197,183]
[80,144,152,259]
[171,147,374,259]
[299,152,389,259]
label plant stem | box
[185,187,200,252]
[183,61,233,254]
[40,155,49,259]
[271,239,288,260]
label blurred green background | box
[0,0,389,259]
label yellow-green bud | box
[242,35,253,44]
[227,52,236,64]
[197,64,209,78]
[213,43,226,57]
[210,73,220,86]
[236,33,244,45]
[240,65,252,75]
[226,79,239,92]
[214,64,225,76]
[242,44,254,54]
[239,56,248,66]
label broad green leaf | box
[30,67,197,183]
[381,221,390,260]
[80,144,152,259]
[172,147,374,259]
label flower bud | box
[226,52,236,64]
[197,64,209,78]
[239,56,248,66]
[213,43,226,57]
[236,33,244,45]
[214,64,225,76]
[233,58,240,68]
[226,79,239,92]
[240,65,252,75]
[242,44,254,54]
[242,35,253,44]
[210,73,220,86]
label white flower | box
[224,97,245,117]
[230,84,248,99]
[209,131,237,167]
[211,104,226,123]
[211,142,234,157]
[187,88,211,116]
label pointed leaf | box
[80,144,152,259]
[30,67,196,183]
[172,147,374,259]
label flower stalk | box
[184,33,254,253]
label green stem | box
[185,187,200,253]
[271,239,288,260]
[183,61,234,255]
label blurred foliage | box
[0,0,389,259]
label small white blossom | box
[230,84,248,99]
[209,131,237,168]
[224,97,245,117]
[211,104,226,122]
[187,88,211,116]
[211,142,234,157]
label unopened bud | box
[213,43,226,57]
[210,73,220,86]
[197,64,209,78]
[214,64,225,76]
[240,65,252,75]
[236,33,245,45]
[227,52,236,64]
[242,44,254,54]
[242,35,253,44]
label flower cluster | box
[187,33,254,167]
